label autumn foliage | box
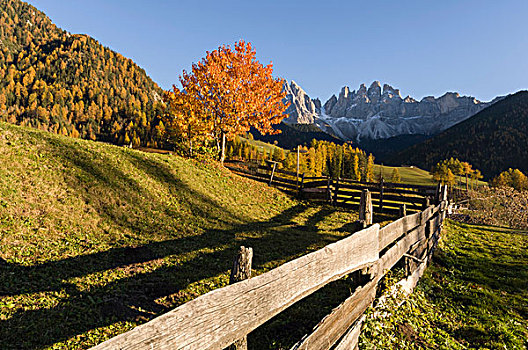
[164,40,289,160]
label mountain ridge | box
[389,90,528,178]
[282,80,501,143]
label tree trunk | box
[220,132,226,164]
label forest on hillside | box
[0,0,166,147]
[392,91,528,178]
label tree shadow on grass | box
[0,135,386,349]
[0,201,352,349]
[425,221,528,346]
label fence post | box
[435,183,442,204]
[269,163,277,186]
[422,196,430,210]
[399,203,407,217]
[359,189,373,228]
[229,246,253,350]
[333,178,340,206]
[298,173,305,197]
[379,178,384,213]
[327,178,333,203]
[441,184,448,202]
[440,185,448,221]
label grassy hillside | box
[391,91,528,178]
[360,220,528,349]
[373,164,435,186]
[0,122,389,349]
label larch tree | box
[177,40,289,163]
[366,154,375,182]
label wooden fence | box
[91,185,449,350]
[225,161,440,215]
[225,160,302,195]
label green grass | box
[239,135,290,154]
[0,122,396,349]
[360,220,528,349]
[374,164,488,188]
[374,164,436,186]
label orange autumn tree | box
[172,40,289,162]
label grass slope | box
[373,164,435,186]
[360,220,528,349]
[0,122,394,349]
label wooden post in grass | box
[379,178,384,213]
[422,196,430,210]
[441,184,448,202]
[269,162,277,186]
[435,183,442,204]
[333,178,340,206]
[359,189,373,228]
[399,203,407,217]
[228,246,253,350]
[327,178,333,203]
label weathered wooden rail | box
[301,177,438,215]
[225,160,439,214]
[225,161,301,195]
[91,185,449,350]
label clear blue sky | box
[28,0,528,102]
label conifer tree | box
[365,154,375,182]
[390,168,401,183]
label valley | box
[0,0,527,349]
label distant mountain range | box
[282,80,502,146]
[2,0,524,178]
[390,91,528,178]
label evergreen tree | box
[390,168,401,183]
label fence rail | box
[225,161,440,213]
[91,183,449,350]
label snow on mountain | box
[283,80,500,142]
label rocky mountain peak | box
[367,81,382,102]
[282,80,319,124]
[357,83,367,96]
[340,86,351,99]
[382,84,401,99]
[282,79,499,142]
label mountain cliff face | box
[282,80,499,142]
[282,80,321,124]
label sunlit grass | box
[0,122,393,349]
[360,219,528,349]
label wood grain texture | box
[291,280,377,350]
[378,212,421,252]
[91,225,380,350]
[333,315,366,350]
[359,190,373,226]
[372,223,427,277]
